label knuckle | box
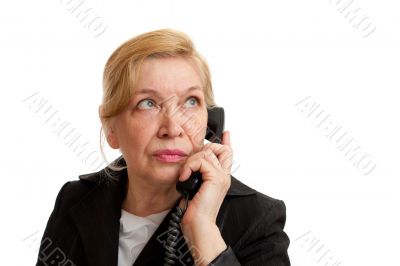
[203,143,212,149]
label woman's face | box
[109,57,208,186]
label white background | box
[1,0,399,265]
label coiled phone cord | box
[163,193,189,266]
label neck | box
[121,169,181,217]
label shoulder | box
[222,175,287,232]
[52,170,105,217]
[227,175,286,213]
[220,176,288,251]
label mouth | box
[152,149,188,163]
[153,154,187,163]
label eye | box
[137,99,157,110]
[183,96,199,108]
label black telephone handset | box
[176,107,225,200]
[164,107,225,265]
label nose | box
[157,108,184,139]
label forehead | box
[133,57,204,97]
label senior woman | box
[36,29,290,266]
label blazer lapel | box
[69,169,128,266]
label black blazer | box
[36,158,290,266]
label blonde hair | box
[99,29,216,176]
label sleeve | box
[36,181,71,266]
[208,200,290,266]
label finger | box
[204,148,221,168]
[202,143,232,158]
[179,154,215,182]
[218,151,233,174]
[202,143,233,171]
[222,130,231,146]
[179,150,210,181]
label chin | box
[152,168,180,182]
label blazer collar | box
[70,156,256,266]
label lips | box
[153,149,188,163]
[153,149,188,156]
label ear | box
[99,105,120,149]
[106,127,120,149]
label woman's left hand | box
[177,130,233,264]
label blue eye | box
[184,96,199,108]
[137,99,157,109]
[137,96,199,110]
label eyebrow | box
[133,86,202,98]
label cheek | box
[181,110,207,147]
[119,119,153,149]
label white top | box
[118,209,170,266]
